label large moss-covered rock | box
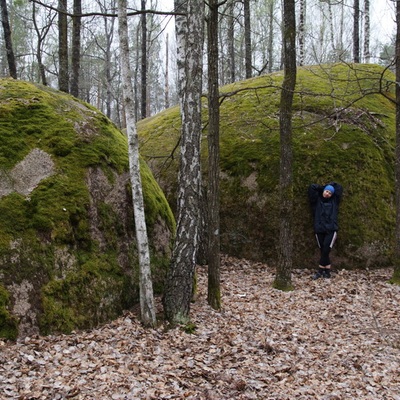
[139,63,395,270]
[0,79,175,339]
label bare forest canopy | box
[0,0,395,126]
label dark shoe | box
[323,269,331,278]
[312,270,325,280]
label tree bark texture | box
[117,0,156,326]
[363,0,370,63]
[274,0,296,291]
[71,0,82,98]
[393,0,400,282]
[298,0,305,66]
[244,0,252,79]
[227,0,235,83]
[141,0,147,119]
[0,0,17,78]
[267,0,274,73]
[163,0,205,324]
[207,0,221,311]
[353,0,360,63]
[58,0,69,93]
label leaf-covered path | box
[1,256,400,399]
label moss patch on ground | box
[138,63,395,270]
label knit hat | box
[324,184,335,194]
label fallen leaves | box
[1,255,400,399]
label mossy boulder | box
[0,79,175,339]
[138,63,395,270]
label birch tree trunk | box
[163,0,205,324]
[273,0,296,291]
[207,0,221,310]
[363,0,370,63]
[117,0,156,327]
[141,0,147,119]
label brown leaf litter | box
[1,255,399,399]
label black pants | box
[315,231,337,267]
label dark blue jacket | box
[308,182,343,233]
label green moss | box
[139,63,396,269]
[0,78,175,335]
[0,285,18,340]
[40,256,133,335]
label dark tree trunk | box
[0,0,17,78]
[207,0,221,311]
[273,0,296,291]
[298,0,305,66]
[163,0,205,324]
[393,0,400,283]
[32,2,53,85]
[58,0,69,93]
[228,0,235,83]
[244,0,252,79]
[141,0,147,119]
[267,0,274,73]
[71,0,81,98]
[353,0,360,63]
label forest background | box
[0,0,396,126]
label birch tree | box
[363,0,370,63]
[163,0,205,324]
[273,0,296,291]
[117,0,156,327]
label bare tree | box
[227,0,235,83]
[163,0,205,324]
[0,0,17,78]
[363,0,370,63]
[298,0,305,66]
[273,0,296,291]
[32,1,55,85]
[267,0,275,72]
[393,0,400,284]
[117,0,156,327]
[353,0,360,63]
[244,0,252,78]
[58,0,69,92]
[141,0,147,119]
[71,0,82,98]
[207,0,221,310]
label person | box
[308,182,343,279]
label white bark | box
[117,0,156,327]
[163,0,205,324]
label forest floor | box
[1,255,400,400]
